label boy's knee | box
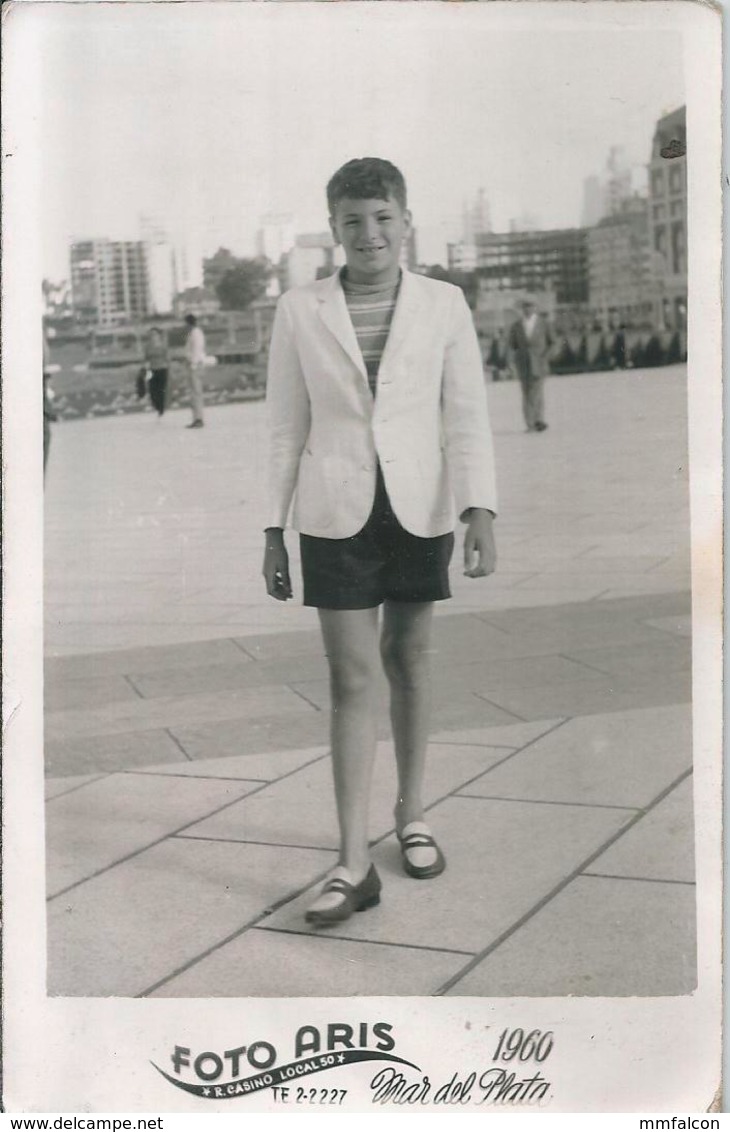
[380,636,430,688]
[329,656,375,701]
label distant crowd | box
[483,321,687,381]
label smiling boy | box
[263,157,497,925]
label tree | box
[215,258,271,311]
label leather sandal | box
[398,822,446,879]
[305,864,381,926]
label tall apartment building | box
[648,106,687,327]
[587,197,655,326]
[70,239,150,326]
[475,227,590,306]
[284,233,345,290]
[139,214,175,316]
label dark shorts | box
[300,467,455,610]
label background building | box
[284,232,345,289]
[70,239,150,326]
[475,227,590,307]
[462,188,491,243]
[140,214,175,316]
[447,242,478,273]
[648,105,687,328]
[588,197,655,327]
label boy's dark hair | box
[327,158,407,214]
[185,314,197,327]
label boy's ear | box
[403,208,413,235]
[328,215,340,245]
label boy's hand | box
[463,509,497,578]
[263,530,293,600]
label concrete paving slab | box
[129,655,331,699]
[46,773,262,896]
[232,629,322,663]
[44,673,142,713]
[183,741,511,851]
[476,667,690,721]
[45,638,251,680]
[135,746,328,782]
[48,839,336,997]
[288,677,524,729]
[45,728,187,778]
[262,795,634,953]
[45,685,314,742]
[585,777,695,883]
[45,774,106,801]
[479,591,690,630]
[508,572,688,594]
[445,875,696,997]
[45,622,281,658]
[594,578,691,599]
[645,614,693,638]
[561,638,690,678]
[430,719,562,749]
[170,712,331,760]
[458,705,692,809]
[151,925,469,998]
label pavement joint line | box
[581,871,696,886]
[135,852,342,998]
[174,833,337,853]
[419,717,573,813]
[137,726,575,995]
[46,749,331,903]
[554,651,618,676]
[643,555,674,575]
[229,638,259,662]
[506,573,542,590]
[45,773,110,802]
[288,685,323,712]
[431,740,518,752]
[122,674,145,699]
[470,692,528,722]
[432,763,694,997]
[253,923,477,958]
[452,792,641,813]
[122,771,271,785]
[164,728,195,761]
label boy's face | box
[330,195,411,285]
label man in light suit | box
[263,158,497,926]
[508,298,553,432]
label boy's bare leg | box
[315,607,380,907]
[381,601,437,857]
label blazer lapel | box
[316,273,367,381]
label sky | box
[33,2,686,281]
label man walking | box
[183,314,206,429]
[508,298,552,432]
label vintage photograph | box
[36,2,701,1004]
[3,0,722,1114]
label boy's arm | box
[441,288,498,521]
[265,294,311,531]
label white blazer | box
[266,268,498,539]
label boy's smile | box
[330,195,412,285]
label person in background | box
[144,327,170,417]
[183,314,206,429]
[508,298,552,432]
[487,328,509,381]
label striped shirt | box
[341,271,401,396]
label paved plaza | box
[44,366,695,997]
